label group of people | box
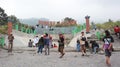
[28,33,52,55]
[28,33,65,58]
[76,30,114,66]
[7,25,119,66]
[76,32,99,55]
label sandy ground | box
[1,30,120,67]
[0,47,120,67]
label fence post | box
[0,36,5,47]
[96,31,101,40]
[15,24,19,31]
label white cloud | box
[0,0,120,22]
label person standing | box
[8,34,14,52]
[33,36,39,47]
[44,33,50,55]
[58,34,65,58]
[37,35,44,54]
[80,32,87,56]
[102,30,114,66]
[49,35,52,48]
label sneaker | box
[45,53,47,55]
[62,53,65,56]
[107,64,111,67]
[37,51,39,53]
[82,54,84,56]
[59,56,63,58]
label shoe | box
[62,53,65,56]
[107,64,111,67]
[45,53,47,55]
[59,56,63,58]
[82,54,84,56]
[37,51,39,53]
[8,49,10,53]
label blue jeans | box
[94,47,98,54]
[76,43,80,52]
[38,45,43,53]
[44,45,50,55]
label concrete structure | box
[38,20,77,27]
[38,20,56,26]
[8,22,12,35]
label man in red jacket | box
[114,25,120,38]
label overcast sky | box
[0,0,120,23]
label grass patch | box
[0,25,8,34]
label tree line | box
[96,19,120,30]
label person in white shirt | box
[33,36,39,47]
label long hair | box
[105,30,110,36]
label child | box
[53,43,57,48]
[76,39,80,52]
[28,39,33,47]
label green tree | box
[8,15,20,24]
[0,7,8,25]
[115,21,120,26]
[64,17,74,23]
[96,19,120,30]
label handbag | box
[80,40,85,45]
[105,38,114,51]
